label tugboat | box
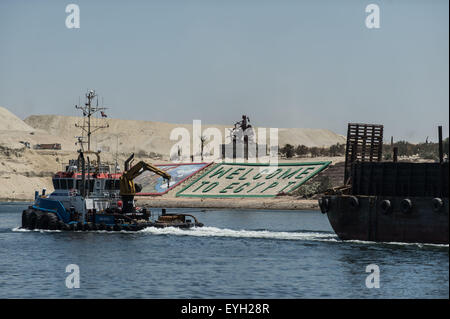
[319,123,448,245]
[21,90,203,231]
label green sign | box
[176,162,331,198]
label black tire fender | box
[21,210,32,228]
[380,199,392,214]
[48,214,58,230]
[318,197,330,214]
[400,198,413,214]
[57,221,66,230]
[36,213,48,230]
[432,198,443,212]
[28,211,39,229]
[76,222,84,231]
[349,196,359,210]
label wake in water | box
[140,226,336,241]
[139,227,450,250]
[11,226,448,248]
[138,226,449,248]
[12,225,336,241]
[12,227,61,233]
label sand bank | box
[136,196,319,210]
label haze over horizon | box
[0,0,448,143]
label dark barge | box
[319,124,449,244]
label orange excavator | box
[119,153,171,213]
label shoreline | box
[136,197,320,211]
[0,196,320,211]
[0,198,33,203]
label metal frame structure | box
[344,123,383,184]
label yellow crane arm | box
[119,161,171,196]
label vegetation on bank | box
[382,138,449,161]
[279,138,449,161]
[279,143,345,158]
[292,175,333,199]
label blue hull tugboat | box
[21,90,203,232]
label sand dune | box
[0,106,35,132]
[24,114,346,157]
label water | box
[0,202,448,298]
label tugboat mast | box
[75,89,109,152]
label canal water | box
[0,202,448,298]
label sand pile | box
[0,106,35,132]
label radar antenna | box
[74,89,109,152]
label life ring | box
[318,197,330,214]
[400,199,413,214]
[349,196,360,210]
[432,198,443,212]
[380,199,392,214]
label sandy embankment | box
[136,197,319,210]
[1,106,344,209]
[135,156,344,210]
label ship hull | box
[21,205,203,232]
[322,195,449,244]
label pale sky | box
[0,0,448,142]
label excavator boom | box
[119,161,171,196]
